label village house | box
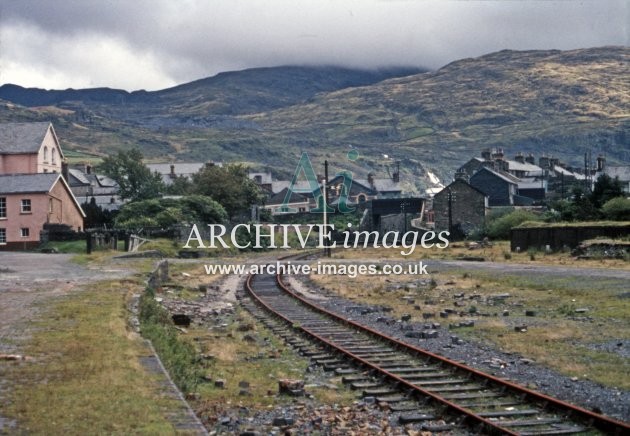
[469,166,521,206]
[0,173,85,249]
[432,175,488,237]
[0,122,85,249]
[263,169,402,215]
[0,122,63,174]
[146,162,209,186]
[66,165,122,211]
[264,187,312,215]
[594,155,630,194]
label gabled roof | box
[266,187,309,206]
[0,172,60,193]
[436,178,487,198]
[0,122,53,154]
[68,168,91,185]
[472,167,520,185]
[328,175,378,195]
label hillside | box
[0,66,424,121]
[0,48,627,190]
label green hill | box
[0,48,627,191]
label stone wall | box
[510,224,630,251]
[433,180,486,237]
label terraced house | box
[0,122,85,250]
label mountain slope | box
[248,47,629,175]
[0,66,424,119]
[0,48,627,188]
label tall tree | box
[590,174,624,208]
[99,149,165,201]
[192,163,263,218]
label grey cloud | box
[0,0,627,90]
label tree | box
[99,149,165,201]
[191,163,263,218]
[165,175,193,195]
[81,198,116,229]
[114,195,227,229]
[487,209,541,239]
[601,197,630,221]
[590,174,624,208]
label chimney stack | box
[61,159,69,183]
[597,155,606,172]
[491,147,504,161]
[170,164,176,179]
[454,169,469,183]
[525,153,535,165]
[367,172,375,188]
[539,156,550,170]
[514,153,525,164]
[85,164,92,175]
[392,162,400,183]
[481,148,491,160]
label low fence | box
[510,223,630,252]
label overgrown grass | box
[1,282,177,434]
[139,287,203,393]
[39,239,87,253]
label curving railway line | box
[241,258,630,435]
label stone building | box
[433,178,488,237]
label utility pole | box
[323,160,331,258]
[447,187,453,236]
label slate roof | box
[474,167,520,184]
[603,165,630,181]
[248,172,273,184]
[68,168,91,185]
[0,173,60,194]
[554,166,586,180]
[271,180,314,194]
[438,178,488,197]
[266,188,309,206]
[147,162,206,176]
[355,178,401,193]
[506,160,543,174]
[0,122,51,154]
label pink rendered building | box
[0,122,85,250]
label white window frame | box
[0,228,6,244]
[20,228,29,238]
[0,197,6,218]
[21,199,32,213]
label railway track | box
[241,260,630,435]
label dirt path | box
[0,252,131,353]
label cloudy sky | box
[0,0,627,91]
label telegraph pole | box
[323,160,331,257]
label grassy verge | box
[138,278,355,425]
[1,281,178,434]
[139,288,203,393]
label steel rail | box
[273,272,630,435]
[243,260,630,435]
